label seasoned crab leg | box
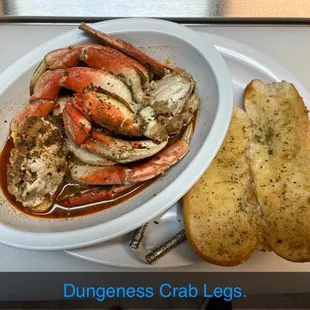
[58,184,135,207]
[102,45,150,85]
[69,122,193,185]
[31,67,133,108]
[72,91,168,142]
[65,139,117,166]
[79,23,167,78]
[63,100,91,145]
[82,130,168,164]
[10,100,54,132]
[10,67,145,132]
[30,44,148,105]
[63,100,168,163]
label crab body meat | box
[7,117,68,212]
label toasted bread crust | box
[244,79,310,262]
[183,105,264,266]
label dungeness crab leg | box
[30,44,149,106]
[81,130,168,164]
[11,67,133,132]
[79,23,168,78]
[58,184,135,207]
[31,67,133,109]
[11,67,168,143]
[63,100,168,163]
[65,139,117,166]
[71,91,168,142]
[69,122,193,185]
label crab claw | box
[30,67,138,113]
[63,67,137,111]
[79,22,167,78]
[63,100,91,145]
[84,46,145,104]
[13,66,150,133]
[10,100,54,133]
[73,91,168,142]
[30,44,150,104]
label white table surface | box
[0,24,310,278]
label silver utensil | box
[129,222,187,264]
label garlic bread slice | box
[244,79,310,262]
[183,105,264,266]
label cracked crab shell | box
[0,18,233,250]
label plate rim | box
[0,18,233,250]
[65,30,310,269]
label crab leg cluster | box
[30,43,150,108]
[70,122,193,186]
[10,23,199,207]
[62,100,168,163]
[62,122,193,207]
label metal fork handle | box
[129,223,148,249]
[145,229,187,264]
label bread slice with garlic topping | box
[183,105,266,266]
[244,79,310,262]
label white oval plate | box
[65,31,310,270]
[0,19,233,250]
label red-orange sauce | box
[0,111,197,219]
[0,136,157,219]
[0,136,25,212]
